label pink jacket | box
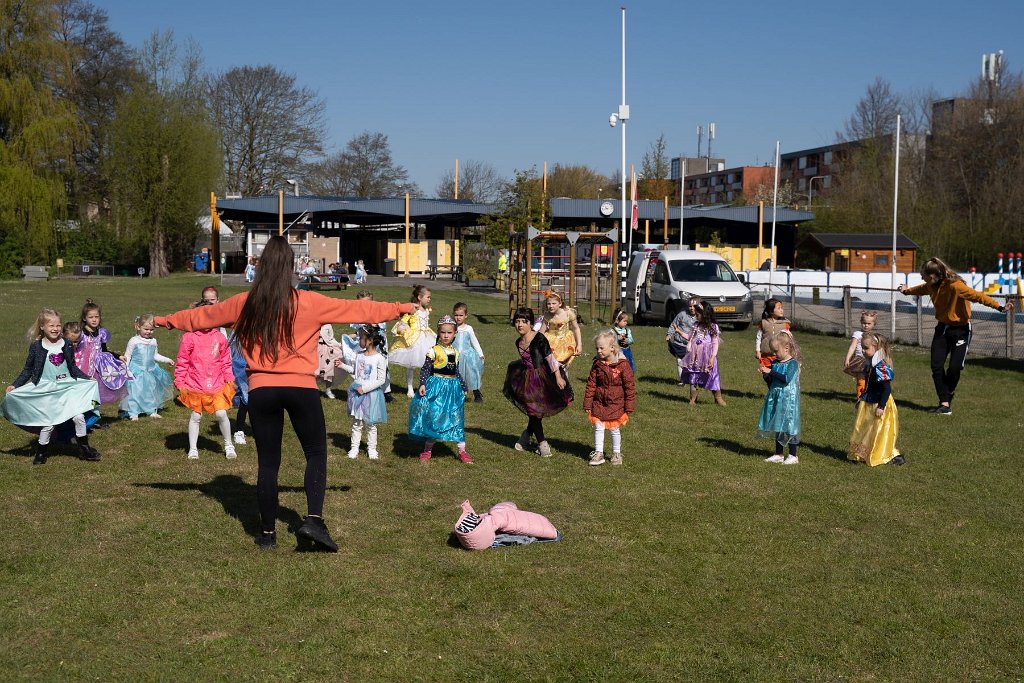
[174,329,233,392]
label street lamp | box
[285,179,299,197]
[807,175,825,210]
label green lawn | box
[1,275,1022,681]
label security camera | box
[609,113,618,127]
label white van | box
[626,249,753,329]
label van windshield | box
[669,259,738,282]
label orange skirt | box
[588,412,629,429]
[178,384,235,414]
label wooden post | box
[404,192,410,277]
[525,234,533,313]
[757,201,764,267]
[278,190,284,236]
[843,286,852,338]
[210,192,220,274]
[540,161,547,224]
[454,159,459,200]
[663,196,668,243]
[644,219,649,245]
[569,240,577,309]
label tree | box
[842,77,901,142]
[105,33,221,276]
[53,0,141,218]
[0,0,82,274]
[544,163,610,199]
[478,168,547,248]
[304,131,418,197]
[435,159,503,203]
[639,133,674,200]
[207,64,326,195]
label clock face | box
[600,201,614,216]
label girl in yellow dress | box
[847,332,904,466]
[389,285,435,397]
[537,291,582,366]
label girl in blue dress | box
[452,302,485,402]
[408,315,472,464]
[336,325,389,460]
[757,331,802,465]
[121,314,175,420]
[2,309,101,464]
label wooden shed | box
[800,233,920,273]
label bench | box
[428,264,464,281]
[21,265,49,282]
[300,273,347,291]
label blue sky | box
[97,0,1022,194]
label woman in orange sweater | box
[897,257,1015,416]
[156,237,413,551]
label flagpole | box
[768,141,780,290]
[618,5,628,309]
[678,158,685,248]
[890,114,901,338]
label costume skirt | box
[348,387,387,425]
[178,384,235,414]
[457,352,484,392]
[91,352,132,404]
[757,385,800,444]
[847,396,900,466]
[502,361,573,419]
[1,379,99,427]
[546,330,577,364]
[588,412,629,429]
[621,347,635,371]
[408,375,464,442]
[121,364,173,416]
[231,350,249,407]
[389,330,437,369]
[678,358,721,390]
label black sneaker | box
[384,393,394,403]
[80,445,101,461]
[32,444,48,465]
[473,390,484,403]
[930,405,952,416]
[889,455,906,466]
[254,531,277,550]
[296,516,338,552]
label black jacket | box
[12,339,90,387]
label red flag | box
[630,170,639,233]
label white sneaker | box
[368,451,380,460]
[347,448,359,459]
[187,449,199,460]
[149,412,162,419]
[233,430,246,445]
[782,455,799,465]
[325,389,336,399]
[407,387,415,398]
[765,454,785,463]
[129,415,139,421]
[538,441,552,457]
[225,445,237,460]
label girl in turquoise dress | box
[757,331,801,465]
[121,314,175,420]
[2,309,101,464]
[408,315,472,464]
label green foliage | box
[462,242,497,279]
[479,168,549,248]
[639,133,675,200]
[57,220,148,266]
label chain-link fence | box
[750,283,1022,359]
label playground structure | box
[983,252,1023,296]
[508,226,620,324]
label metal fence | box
[749,283,1022,359]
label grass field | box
[1,275,1022,681]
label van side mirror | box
[737,272,746,285]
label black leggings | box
[248,387,327,533]
[526,416,546,443]
[930,323,971,404]
[234,403,248,432]
[775,438,798,457]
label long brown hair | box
[233,236,298,363]
[920,257,963,285]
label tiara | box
[437,314,457,328]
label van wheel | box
[665,300,681,325]
[733,322,751,331]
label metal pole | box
[663,196,668,243]
[619,5,628,308]
[678,158,685,248]
[278,190,283,236]
[454,159,459,199]
[916,296,923,347]
[404,192,410,277]
[890,114,901,338]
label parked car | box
[626,249,753,330]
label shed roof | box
[549,198,813,223]
[806,233,920,250]
[215,195,494,226]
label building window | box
[874,254,889,266]
[823,151,833,164]
[798,178,806,191]
[799,156,807,170]
[823,176,832,188]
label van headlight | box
[742,291,751,301]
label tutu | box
[178,384,235,413]
[503,361,573,418]
[588,412,629,429]
[390,309,436,369]
[77,328,132,405]
[848,396,900,466]
[348,387,387,425]
[1,378,99,427]
[121,343,174,416]
[409,375,465,442]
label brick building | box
[680,165,776,206]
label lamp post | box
[286,179,299,197]
[608,6,629,309]
[806,175,825,210]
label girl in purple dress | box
[678,300,726,406]
[76,299,132,406]
[502,307,573,457]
